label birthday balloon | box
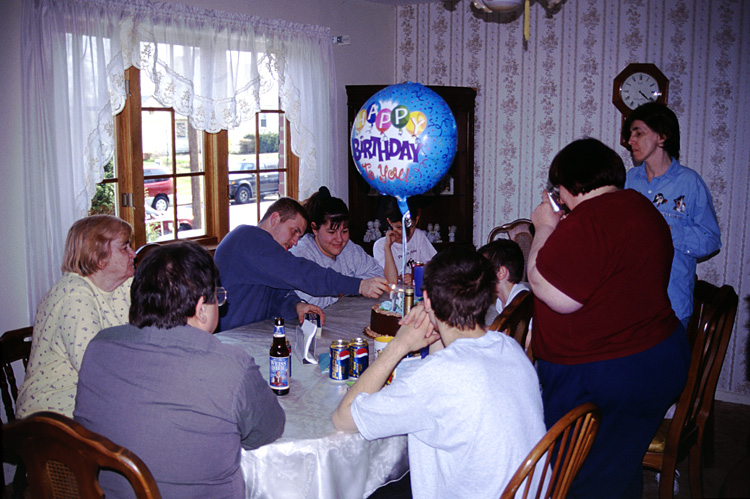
[350,82,457,216]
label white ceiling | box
[363,0,444,5]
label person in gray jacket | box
[75,241,285,498]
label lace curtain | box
[22,0,337,317]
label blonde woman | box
[16,215,135,418]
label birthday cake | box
[364,305,402,338]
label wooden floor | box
[6,401,749,498]
[642,399,750,498]
[367,401,750,499]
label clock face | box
[620,72,661,110]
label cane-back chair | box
[3,411,161,498]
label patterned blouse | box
[15,273,131,418]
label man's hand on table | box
[359,276,389,299]
[295,302,326,325]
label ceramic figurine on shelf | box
[426,223,435,243]
[433,224,442,243]
[363,221,375,242]
[448,226,456,243]
[372,219,382,239]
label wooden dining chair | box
[3,411,161,498]
[685,279,724,348]
[135,242,161,267]
[501,402,601,499]
[486,219,534,281]
[488,290,534,362]
[1,326,33,423]
[1,326,33,494]
[642,282,738,499]
[684,278,726,466]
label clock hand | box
[639,90,653,102]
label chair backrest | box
[665,282,738,458]
[685,279,721,347]
[487,219,534,281]
[3,411,161,499]
[1,326,33,422]
[135,242,161,267]
[488,290,534,361]
[501,402,601,499]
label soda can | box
[412,262,425,298]
[330,340,350,381]
[348,338,369,378]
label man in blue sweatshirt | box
[215,197,388,330]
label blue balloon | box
[350,83,457,217]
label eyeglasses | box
[216,287,228,307]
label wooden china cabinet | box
[346,85,476,255]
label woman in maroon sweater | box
[528,138,689,499]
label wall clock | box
[613,63,669,145]
[613,63,669,116]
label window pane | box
[142,110,175,214]
[176,174,205,240]
[146,175,205,242]
[142,102,206,235]
[140,70,167,109]
[228,112,287,229]
[90,158,118,216]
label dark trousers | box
[537,326,690,499]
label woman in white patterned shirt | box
[16,215,135,418]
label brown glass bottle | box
[269,317,290,396]
[403,286,415,316]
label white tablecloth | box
[216,297,408,499]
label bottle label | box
[269,356,290,389]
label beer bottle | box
[269,317,290,396]
[403,286,414,316]
[286,336,292,378]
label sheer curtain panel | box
[22,0,336,320]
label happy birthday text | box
[351,136,422,163]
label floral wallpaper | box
[396,0,750,402]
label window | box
[228,112,291,229]
[91,67,297,250]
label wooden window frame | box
[114,67,296,250]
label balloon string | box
[401,212,408,283]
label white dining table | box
[215,296,408,499]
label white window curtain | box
[22,0,337,319]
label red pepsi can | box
[349,338,369,378]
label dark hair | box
[549,138,626,195]
[302,186,349,232]
[259,197,310,226]
[621,102,680,160]
[382,196,404,222]
[478,239,524,284]
[422,246,496,331]
[130,242,219,328]
[380,196,423,232]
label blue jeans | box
[536,325,690,499]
